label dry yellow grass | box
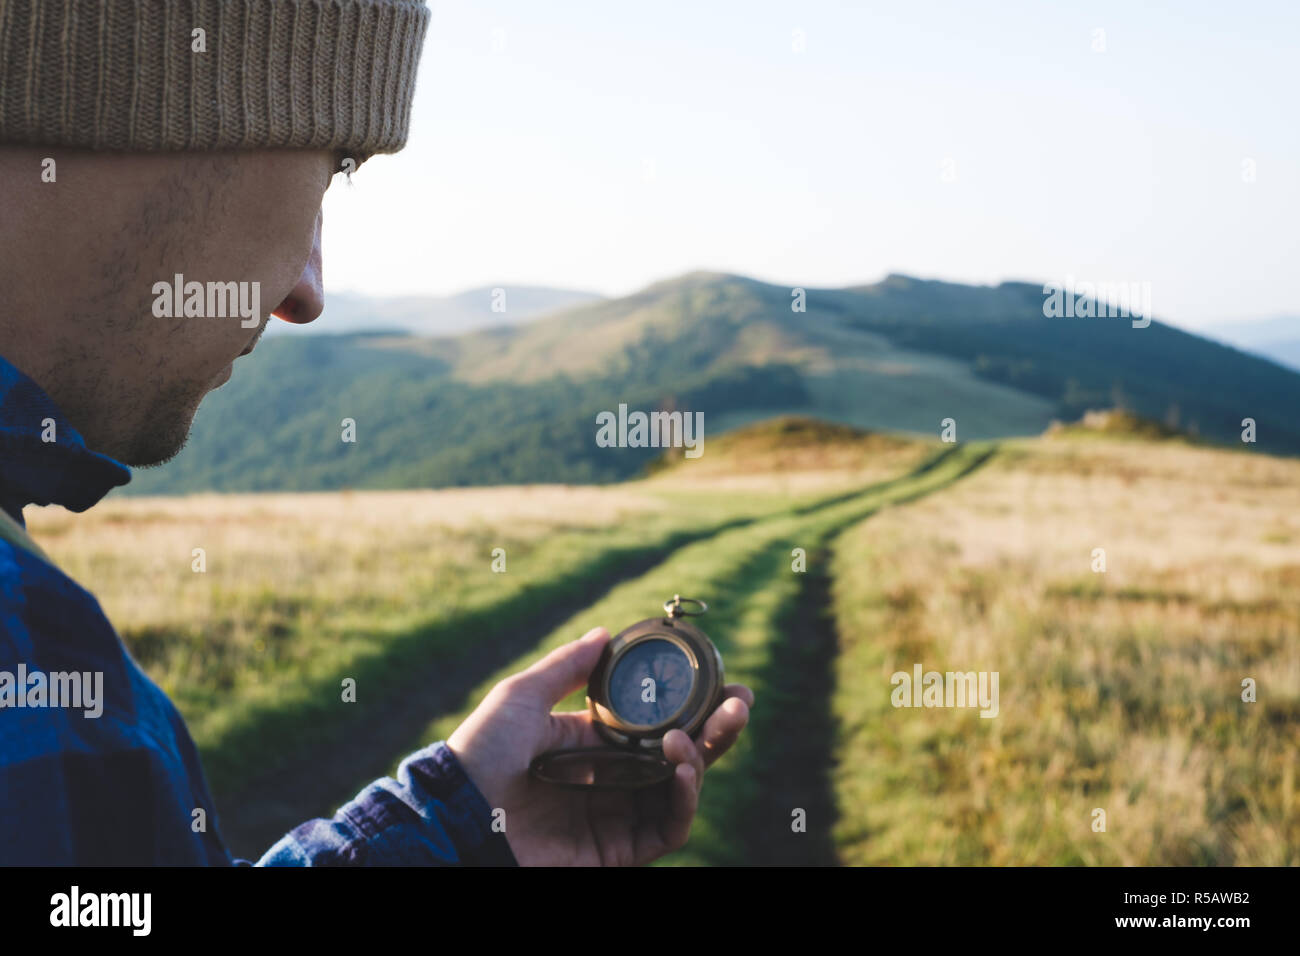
[831,437,1300,865]
[645,416,933,495]
[27,484,670,638]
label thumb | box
[512,627,610,708]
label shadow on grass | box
[742,553,842,864]
[677,443,996,864]
[670,539,843,865]
[212,518,756,857]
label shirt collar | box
[0,354,132,523]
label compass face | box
[607,637,695,727]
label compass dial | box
[607,638,695,727]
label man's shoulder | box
[0,537,179,749]
[0,698,228,865]
[0,541,232,865]
[0,617,156,766]
[0,531,113,618]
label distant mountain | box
[123,272,1300,494]
[262,285,605,338]
[1199,316,1300,372]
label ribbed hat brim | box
[0,0,430,155]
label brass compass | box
[529,596,725,790]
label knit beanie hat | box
[0,0,429,159]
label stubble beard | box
[120,378,212,468]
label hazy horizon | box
[313,269,1297,336]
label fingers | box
[661,729,705,789]
[695,694,750,768]
[649,760,697,859]
[724,683,755,709]
[509,627,610,708]
[660,683,752,780]
[543,709,606,753]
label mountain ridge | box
[121,270,1300,495]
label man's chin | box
[125,429,193,469]
[121,398,204,468]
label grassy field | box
[829,435,1300,865]
[27,418,1299,864]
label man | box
[0,0,750,865]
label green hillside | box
[124,272,1300,494]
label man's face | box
[0,146,339,466]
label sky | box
[320,0,1300,332]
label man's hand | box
[447,626,752,866]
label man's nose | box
[273,209,324,324]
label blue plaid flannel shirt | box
[0,353,516,866]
